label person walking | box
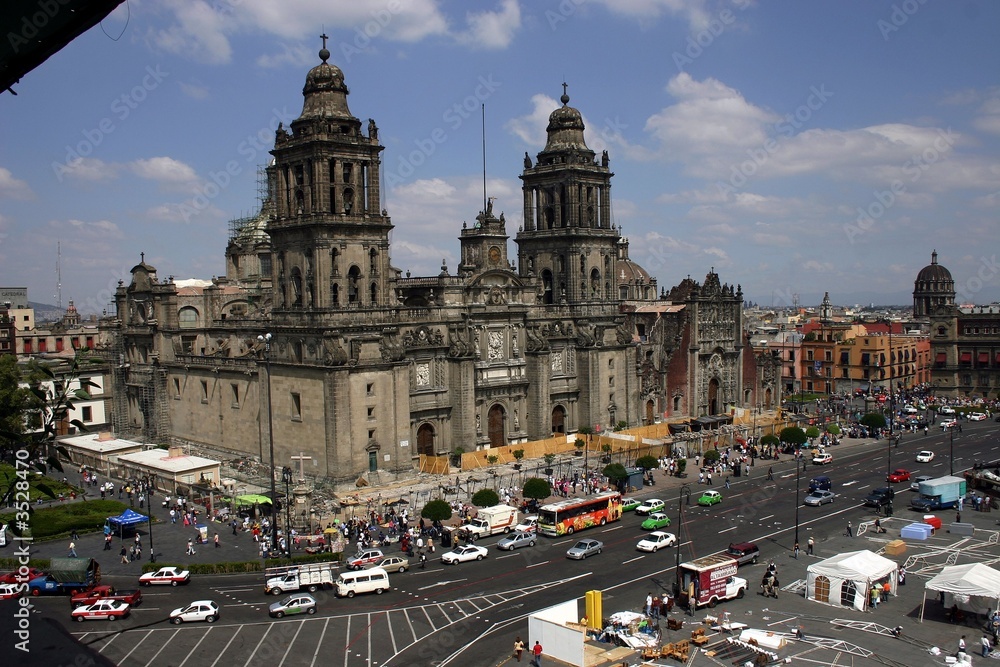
[513,637,525,662]
[807,536,814,556]
[645,592,653,617]
[120,545,128,564]
[846,521,853,537]
[68,541,77,558]
[767,467,774,481]
[793,542,800,559]
[982,635,992,657]
[530,641,543,667]
[186,539,196,556]
[214,533,221,548]
[724,477,731,489]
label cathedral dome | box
[913,249,955,318]
[916,250,953,283]
[296,39,354,123]
[543,85,590,153]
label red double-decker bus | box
[537,491,623,537]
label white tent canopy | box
[806,550,898,611]
[921,563,1000,622]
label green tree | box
[635,455,659,471]
[522,477,552,501]
[603,463,628,484]
[471,489,499,508]
[0,355,33,448]
[421,499,453,522]
[860,413,887,430]
[759,434,780,448]
[805,426,821,441]
[826,423,841,436]
[703,449,721,464]
[0,355,99,508]
[778,426,807,448]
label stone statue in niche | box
[476,414,482,434]
[513,410,519,430]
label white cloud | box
[256,43,315,69]
[150,0,233,64]
[53,218,124,239]
[454,0,521,49]
[591,0,714,31]
[973,93,1000,136]
[61,158,118,182]
[0,167,33,199]
[178,81,210,99]
[130,157,199,184]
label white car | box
[440,544,488,564]
[903,406,919,414]
[169,599,220,624]
[812,453,833,465]
[916,450,935,462]
[513,515,538,533]
[940,419,958,429]
[636,531,676,553]
[969,412,988,421]
[635,499,665,515]
[139,566,190,586]
[939,407,956,415]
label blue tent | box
[108,509,149,526]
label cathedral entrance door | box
[417,423,435,457]
[488,404,506,448]
[708,379,720,415]
[368,451,377,472]
[551,405,566,434]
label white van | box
[336,566,390,598]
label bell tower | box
[267,35,394,314]
[515,84,620,305]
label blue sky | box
[2,0,999,315]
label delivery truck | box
[28,558,100,596]
[910,475,967,512]
[460,504,519,539]
[264,562,335,595]
[676,553,747,609]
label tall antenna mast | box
[482,103,487,215]
[55,240,62,309]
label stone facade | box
[99,45,764,486]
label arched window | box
[290,268,303,307]
[347,266,361,304]
[331,283,340,307]
[590,268,601,296]
[343,188,354,214]
[178,307,198,329]
[541,269,554,305]
[369,248,378,274]
[370,282,378,304]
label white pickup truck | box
[265,562,335,595]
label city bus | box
[537,491,623,537]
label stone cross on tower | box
[290,452,313,482]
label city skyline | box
[2,0,999,315]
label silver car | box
[566,539,603,560]
[268,593,317,618]
[497,531,536,550]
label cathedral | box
[102,42,775,486]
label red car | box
[0,568,44,584]
[887,469,911,483]
[71,585,143,609]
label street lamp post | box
[148,512,155,563]
[282,466,293,557]
[673,484,692,600]
[950,426,955,476]
[794,456,805,546]
[258,332,278,556]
